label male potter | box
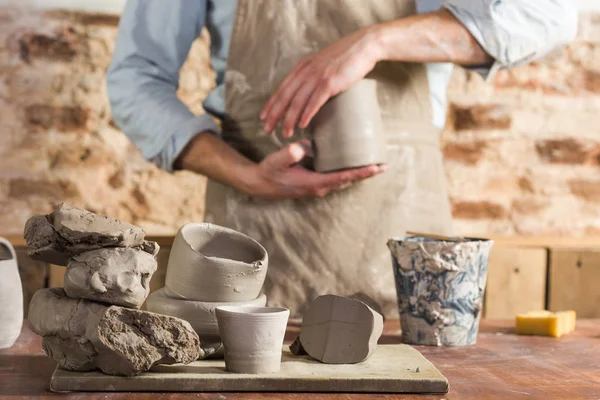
[108,0,577,316]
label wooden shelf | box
[6,234,600,249]
[477,235,600,249]
[7,232,600,319]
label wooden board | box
[549,249,600,318]
[484,247,547,318]
[49,345,448,394]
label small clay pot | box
[0,237,22,349]
[165,223,268,302]
[145,287,267,358]
[216,306,290,374]
[310,79,386,172]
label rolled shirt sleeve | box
[443,0,579,79]
[107,0,218,172]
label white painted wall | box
[0,0,598,13]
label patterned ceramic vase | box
[387,236,493,346]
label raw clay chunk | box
[28,289,200,376]
[299,294,383,364]
[134,240,161,257]
[24,203,146,265]
[64,247,157,308]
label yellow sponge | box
[515,310,576,338]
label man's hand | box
[176,133,385,201]
[260,27,382,138]
[245,139,386,200]
[260,10,495,138]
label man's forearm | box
[175,132,258,195]
[372,9,493,66]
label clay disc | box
[299,294,383,364]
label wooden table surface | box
[2,320,599,400]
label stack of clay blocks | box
[23,204,200,376]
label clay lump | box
[24,204,200,376]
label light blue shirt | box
[107,0,578,171]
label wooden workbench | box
[2,319,599,399]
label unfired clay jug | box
[216,306,290,374]
[165,223,268,302]
[0,237,23,349]
[311,79,386,172]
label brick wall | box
[0,7,214,235]
[444,14,600,236]
[0,7,598,237]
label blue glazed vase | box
[387,236,493,346]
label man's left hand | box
[260,26,382,138]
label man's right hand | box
[176,133,386,201]
[244,139,386,200]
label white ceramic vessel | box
[165,223,268,302]
[216,306,290,374]
[0,237,23,349]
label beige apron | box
[204,0,453,317]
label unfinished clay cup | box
[387,236,493,346]
[165,223,268,302]
[146,287,267,358]
[0,237,22,349]
[216,306,290,374]
[310,79,386,172]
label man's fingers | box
[311,164,383,191]
[263,81,305,133]
[328,164,382,184]
[262,62,312,133]
[298,82,338,129]
[281,83,317,138]
[265,139,311,168]
[309,166,377,198]
[260,60,307,120]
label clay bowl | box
[310,78,386,172]
[165,223,268,302]
[216,306,290,374]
